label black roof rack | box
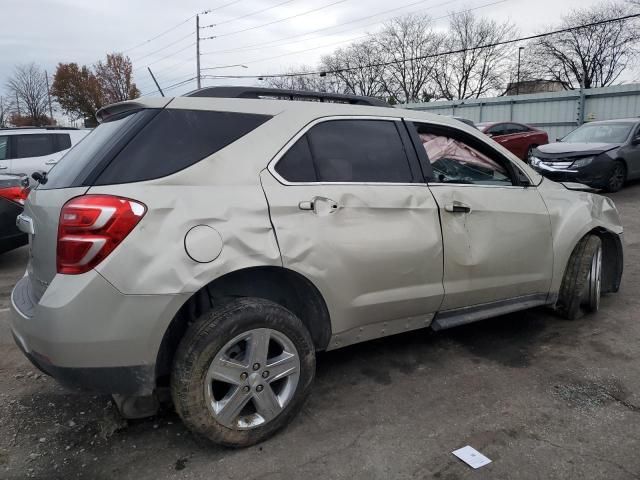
[0,126,79,131]
[183,86,389,108]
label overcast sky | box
[0,0,627,102]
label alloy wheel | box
[204,328,300,430]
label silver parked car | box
[10,87,623,447]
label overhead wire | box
[202,0,505,68]
[196,13,640,80]
[200,0,350,40]
[200,0,461,55]
[200,0,299,28]
[122,15,195,53]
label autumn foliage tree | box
[51,53,140,120]
[95,53,140,103]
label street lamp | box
[516,46,525,96]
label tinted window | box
[412,122,513,186]
[275,135,316,182]
[0,136,7,160]
[96,109,271,185]
[57,134,72,150]
[305,120,413,183]
[487,124,506,136]
[42,110,154,190]
[14,134,55,158]
[505,123,529,134]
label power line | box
[133,42,196,72]
[201,0,349,40]
[200,0,245,15]
[122,16,195,53]
[200,0,461,55]
[201,0,298,28]
[131,31,194,63]
[202,0,503,68]
[198,13,640,80]
[140,76,197,97]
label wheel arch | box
[155,266,332,385]
[590,227,623,294]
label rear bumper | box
[10,271,189,395]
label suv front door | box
[261,117,444,348]
[408,120,554,312]
[10,133,61,175]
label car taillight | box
[0,186,29,206]
[57,195,146,275]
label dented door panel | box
[260,171,444,337]
[428,184,554,310]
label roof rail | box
[183,86,390,108]
[0,126,79,130]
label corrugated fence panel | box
[405,83,640,143]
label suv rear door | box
[407,119,553,312]
[261,117,444,348]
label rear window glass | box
[95,109,271,185]
[42,110,152,190]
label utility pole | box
[516,46,524,96]
[196,15,201,89]
[45,70,54,123]
[147,67,165,97]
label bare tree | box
[526,2,640,89]
[0,96,14,127]
[6,63,50,125]
[94,53,140,103]
[320,38,388,98]
[431,11,516,100]
[374,15,442,103]
[264,65,340,93]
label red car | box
[477,122,548,162]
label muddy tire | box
[171,298,315,447]
[557,235,603,320]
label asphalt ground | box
[1,182,640,479]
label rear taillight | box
[57,195,146,275]
[0,186,29,206]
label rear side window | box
[95,109,271,185]
[0,136,7,160]
[14,134,55,158]
[56,134,72,150]
[274,119,414,183]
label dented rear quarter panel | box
[537,179,623,295]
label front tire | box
[171,298,316,447]
[557,235,603,320]
[604,161,626,192]
[526,144,538,163]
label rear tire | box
[604,161,626,192]
[557,235,602,320]
[171,298,316,447]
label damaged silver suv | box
[11,87,623,447]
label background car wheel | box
[171,298,316,447]
[557,234,603,320]
[605,161,626,192]
[526,144,538,163]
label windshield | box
[561,122,634,144]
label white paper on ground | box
[452,446,492,469]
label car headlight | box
[572,156,594,168]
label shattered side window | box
[413,123,514,186]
